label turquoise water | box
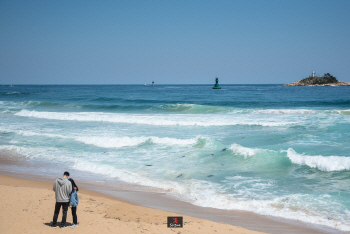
[1,84,350,231]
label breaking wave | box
[285,148,350,171]
[75,136,203,148]
[229,143,261,157]
[0,128,206,148]
[14,110,294,127]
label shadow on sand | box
[44,221,73,228]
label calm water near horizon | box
[1,84,350,232]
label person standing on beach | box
[52,171,72,229]
[68,178,79,228]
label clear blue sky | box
[1,0,349,84]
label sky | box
[1,0,349,84]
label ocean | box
[1,84,350,232]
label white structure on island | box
[312,70,315,77]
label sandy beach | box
[0,173,268,234]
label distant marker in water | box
[212,77,221,89]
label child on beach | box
[68,178,79,228]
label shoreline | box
[0,152,339,234]
[0,172,267,234]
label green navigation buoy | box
[213,77,221,89]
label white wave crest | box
[229,144,261,157]
[254,109,314,115]
[286,148,350,171]
[75,136,199,148]
[14,110,293,127]
[0,127,201,148]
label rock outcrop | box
[283,76,350,86]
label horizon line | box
[1,83,285,86]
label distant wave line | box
[14,110,294,127]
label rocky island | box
[283,73,350,86]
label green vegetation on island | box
[299,73,337,85]
[283,73,349,86]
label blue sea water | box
[1,84,350,231]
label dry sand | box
[0,174,267,234]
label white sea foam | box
[254,109,315,115]
[0,145,71,162]
[177,177,350,232]
[229,143,261,157]
[223,176,276,200]
[0,127,201,148]
[14,110,294,127]
[0,128,71,140]
[75,136,199,148]
[285,148,350,171]
[75,136,147,148]
[193,193,350,232]
[72,160,350,231]
[72,161,187,193]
